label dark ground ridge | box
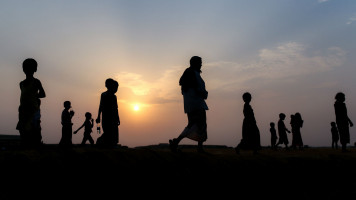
[0,143,355,199]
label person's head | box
[279,113,286,120]
[270,122,275,127]
[190,56,202,71]
[22,58,37,76]
[242,92,252,103]
[295,112,302,120]
[335,92,345,103]
[331,122,336,127]
[63,101,71,109]
[105,78,119,93]
[85,112,92,119]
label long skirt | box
[180,109,207,142]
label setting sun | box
[133,104,140,111]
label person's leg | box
[196,110,207,152]
[88,135,94,146]
[81,134,87,146]
[169,113,194,152]
[342,143,347,152]
[197,141,204,153]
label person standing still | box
[16,58,46,148]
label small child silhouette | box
[270,122,277,150]
[234,92,261,155]
[59,101,75,147]
[330,122,339,149]
[275,113,290,149]
[16,58,46,147]
[74,112,94,146]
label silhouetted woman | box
[169,56,208,153]
[235,92,261,154]
[96,78,120,147]
[334,92,353,152]
[290,112,304,150]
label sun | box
[133,104,140,111]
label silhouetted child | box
[235,92,261,155]
[270,122,277,150]
[16,58,46,147]
[275,113,290,149]
[330,122,339,149]
[334,92,353,152]
[96,78,120,147]
[74,112,94,146]
[59,101,75,147]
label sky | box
[0,0,355,148]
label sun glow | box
[133,104,140,111]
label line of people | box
[16,58,120,148]
[16,57,353,152]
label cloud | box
[115,68,182,106]
[347,14,356,25]
[204,42,346,91]
[317,0,329,3]
[114,42,346,105]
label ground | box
[0,144,355,199]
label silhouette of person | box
[16,58,46,148]
[270,122,278,150]
[96,78,120,147]
[275,113,290,149]
[330,122,339,149]
[334,92,353,152]
[59,101,75,147]
[169,56,209,153]
[74,112,94,146]
[235,92,261,154]
[290,112,304,150]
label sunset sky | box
[0,0,355,147]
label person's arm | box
[349,118,354,127]
[118,112,120,126]
[96,95,102,123]
[91,119,94,128]
[37,79,46,98]
[74,123,85,134]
